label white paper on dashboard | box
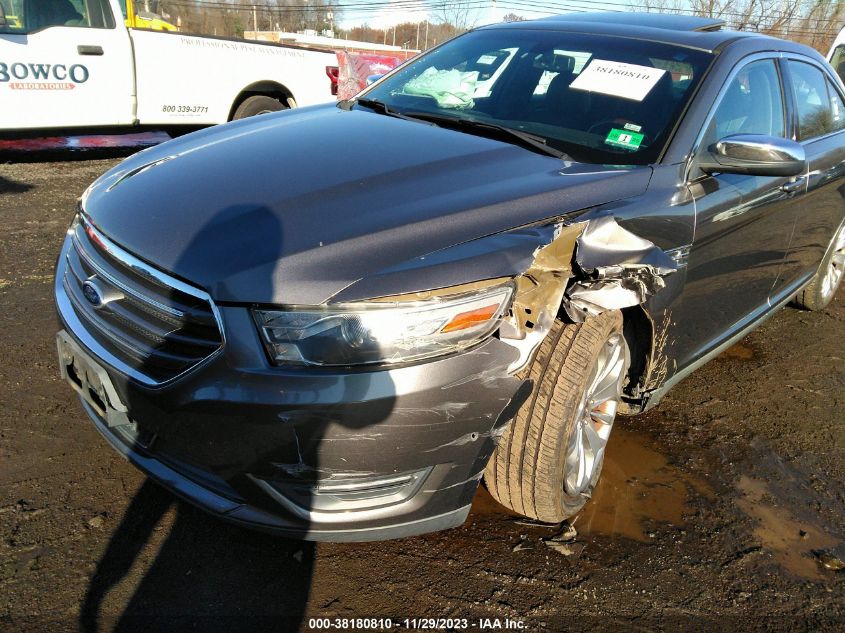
[569,59,667,101]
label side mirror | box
[699,134,806,177]
[366,74,385,86]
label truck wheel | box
[484,311,628,522]
[794,221,845,311]
[232,96,286,120]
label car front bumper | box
[55,234,530,541]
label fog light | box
[250,468,432,516]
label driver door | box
[0,0,135,130]
[673,58,799,367]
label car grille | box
[62,215,223,382]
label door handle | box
[77,45,104,56]
[781,177,807,194]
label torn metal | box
[499,216,677,372]
[563,216,677,322]
[498,222,582,372]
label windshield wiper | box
[355,98,437,125]
[404,112,571,160]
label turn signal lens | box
[441,303,500,333]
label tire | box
[484,311,628,522]
[232,95,286,120]
[794,221,845,311]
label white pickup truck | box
[0,0,337,132]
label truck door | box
[673,58,797,368]
[0,0,135,130]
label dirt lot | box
[1,155,844,632]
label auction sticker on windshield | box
[570,59,666,101]
[605,128,644,150]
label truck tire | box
[794,221,845,311]
[232,95,287,120]
[484,311,628,522]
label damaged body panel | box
[563,216,677,322]
[478,215,679,381]
[53,15,845,540]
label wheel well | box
[228,81,294,121]
[620,305,653,412]
[555,302,653,413]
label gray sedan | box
[54,12,845,541]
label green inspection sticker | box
[605,128,644,150]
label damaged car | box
[54,12,845,541]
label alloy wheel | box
[821,223,845,301]
[563,332,627,497]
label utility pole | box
[392,25,396,47]
[253,4,257,33]
[416,21,420,50]
[424,21,429,49]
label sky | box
[335,0,639,30]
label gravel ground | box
[1,155,843,632]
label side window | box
[831,45,845,85]
[788,60,841,140]
[0,0,113,33]
[826,79,845,133]
[703,59,786,148]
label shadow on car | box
[76,205,397,630]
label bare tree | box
[635,0,844,53]
[159,1,343,38]
[639,0,689,14]
[436,1,481,32]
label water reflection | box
[470,426,713,542]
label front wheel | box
[484,311,628,522]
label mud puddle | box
[736,475,841,580]
[471,427,713,542]
[576,427,713,540]
[720,341,755,360]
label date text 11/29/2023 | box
[307,617,527,630]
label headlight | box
[252,283,514,367]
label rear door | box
[0,0,135,130]
[775,57,845,287]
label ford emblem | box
[82,279,103,307]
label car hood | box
[82,104,652,305]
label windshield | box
[360,28,714,165]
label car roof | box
[538,12,726,32]
[481,11,778,54]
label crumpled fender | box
[499,216,677,373]
[563,216,677,322]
